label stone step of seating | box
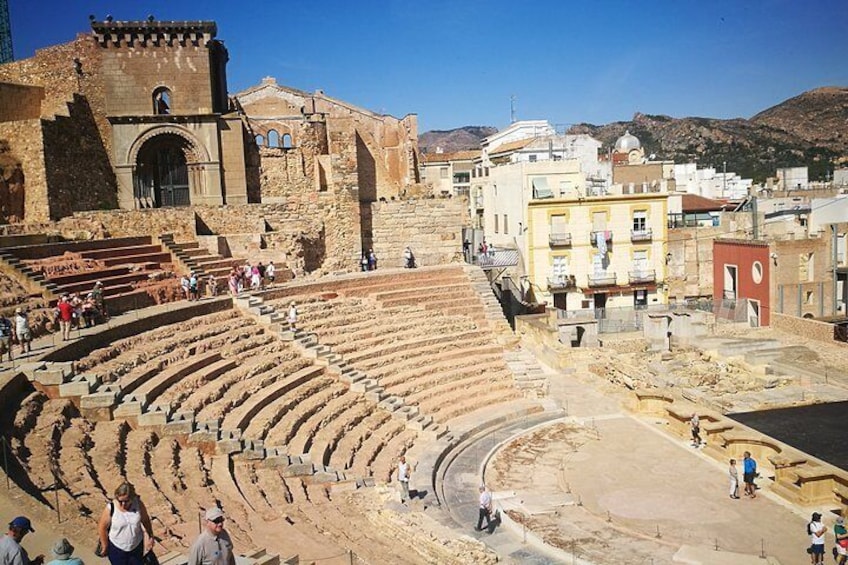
[6,236,153,261]
[115,352,225,416]
[80,244,165,261]
[104,289,157,314]
[52,271,152,295]
[222,365,325,435]
[101,251,172,267]
[40,265,133,286]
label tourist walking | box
[287,302,298,332]
[834,516,847,565]
[13,308,31,356]
[368,249,377,271]
[742,451,757,498]
[46,538,82,565]
[266,261,276,284]
[97,482,154,565]
[475,485,493,532]
[0,313,14,362]
[360,254,368,272]
[396,456,411,504]
[690,413,702,447]
[1,516,44,565]
[463,238,471,262]
[728,458,739,499]
[187,508,235,565]
[57,296,74,341]
[807,512,825,564]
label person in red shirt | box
[57,295,74,341]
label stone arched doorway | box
[134,134,192,208]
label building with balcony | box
[526,188,669,313]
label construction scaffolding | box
[0,0,12,63]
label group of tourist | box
[0,281,108,359]
[1,516,82,565]
[1,484,235,565]
[54,286,107,341]
[727,451,758,500]
[360,250,378,271]
[225,262,277,297]
[0,308,30,361]
[806,511,848,564]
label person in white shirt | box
[287,302,298,332]
[808,511,825,564]
[265,262,276,284]
[728,458,739,499]
[475,485,493,532]
[396,456,411,503]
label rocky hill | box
[566,87,847,182]
[419,88,847,182]
[418,126,496,154]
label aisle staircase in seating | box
[233,295,449,435]
[158,234,244,283]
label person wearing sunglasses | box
[97,483,154,565]
[187,508,235,565]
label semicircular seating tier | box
[0,306,429,562]
[262,265,523,424]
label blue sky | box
[9,0,848,132]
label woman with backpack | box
[97,482,154,565]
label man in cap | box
[45,538,82,565]
[0,516,44,565]
[807,511,825,564]
[187,508,235,565]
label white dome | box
[614,130,641,152]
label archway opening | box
[134,134,191,208]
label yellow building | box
[527,190,669,312]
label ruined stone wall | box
[323,119,361,272]
[667,226,721,299]
[368,198,467,268]
[0,121,47,223]
[0,83,44,121]
[772,312,843,345]
[56,208,197,241]
[252,120,327,202]
[0,35,109,153]
[0,35,117,221]
[313,97,418,199]
[43,94,118,219]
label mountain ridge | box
[418,88,847,182]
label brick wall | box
[368,198,467,268]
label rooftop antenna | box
[510,95,517,124]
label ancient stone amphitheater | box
[0,244,551,564]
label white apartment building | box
[673,163,752,200]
